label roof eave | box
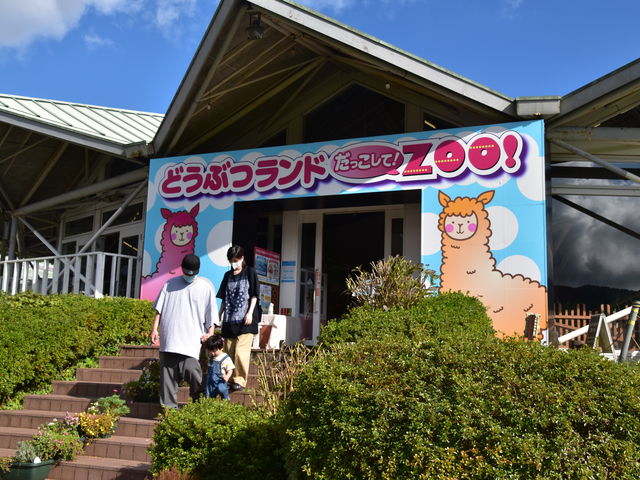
[153,0,517,156]
[249,0,514,113]
[0,110,151,159]
[152,0,244,156]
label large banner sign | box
[143,120,547,337]
[157,129,523,198]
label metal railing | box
[0,252,141,298]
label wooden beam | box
[200,35,292,102]
[192,58,317,118]
[19,142,68,207]
[180,57,325,154]
[271,59,326,120]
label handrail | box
[557,306,632,344]
[0,252,141,298]
[0,252,137,264]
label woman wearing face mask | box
[217,245,261,392]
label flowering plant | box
[31,420,84,461]
[77,412,118,439]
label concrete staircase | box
[0,345,265,479]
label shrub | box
[282,330,640,479]
[91,393,130,417]
[345,255,439,310]
[0,292,155,405]
[149,399,285,480]
[318,291,493,347]
[123,359,160,402]
[254,343,319,415]
[32,420,84,461]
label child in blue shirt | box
[204,335,235,400]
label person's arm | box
[244,267,259,326]
[151,313,160,346]
[244,297,257,326]
[223,361,234,382]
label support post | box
[619,301,640,362]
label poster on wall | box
[141,120,547,339]
[254,247,280,286]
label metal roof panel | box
[0,93,163,147]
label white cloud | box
[0,0,194,50]
[296,0,416,15]
[84,32,114,49]
[501,0,523,18]
[154,0,197,29]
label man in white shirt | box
[150,254,218,408]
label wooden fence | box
[549,303,639,350]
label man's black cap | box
[181,254,200,275]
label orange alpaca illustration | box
[437,190,547,336]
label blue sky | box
[1,0,639,114]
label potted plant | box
[31,419,84,461]
[0,440,54,480]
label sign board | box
[142,120,548,337]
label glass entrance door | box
[298,213,324,343]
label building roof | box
[153,0,517,156]
[0,94,162,156]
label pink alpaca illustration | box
[437,190,547,337]
[141,204,200,301]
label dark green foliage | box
[149,399,285,480]
[123,359,160,402]
[319,291,494,346]
[282,297,640,479]
[0,292,154,405]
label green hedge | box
[149,399,285,480]
[0,292,154,405]
[318,291,494,346]
[282,304,640,479]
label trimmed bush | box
[0,292,154,405]
[149,399,285,480]
[318,291,494,346]
[283,324,640,479]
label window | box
[101,203,143,227]
[64,216,93,237]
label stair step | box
[0,428,151,463]
[49,455,151,480]
[119,345,159,358]
[23,394,93,413]
[52,380,122,397]
[0,426,32,449]
[0,410,157,438]
[76,368,142,383]
[83,435,152,462]
[99,356,155,370]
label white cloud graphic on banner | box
[497,255,541,282]
[207,220,233,267]
[487,206,518,250]
[421,212,441,255]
